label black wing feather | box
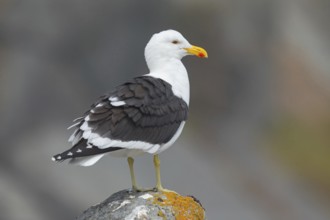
[53,76,188,161]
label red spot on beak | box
[198,52,205,58]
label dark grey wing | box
[52,76,188,161]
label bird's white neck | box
[146,58,190,105]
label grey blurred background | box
[1,0,330,219]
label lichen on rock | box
[76,189,205,220]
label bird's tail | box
[52,139,122,162]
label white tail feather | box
[69,154,106,166]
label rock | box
[76,189,205,220]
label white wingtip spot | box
[67,152,73,156]
[77,149,82,153]
[57,156,62,160]
[109,96,118,102]
[52,157,56,161]
[111,100,126,106]
[86,145,92,149]
[109,96,126,106]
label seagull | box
[52,29,208,192]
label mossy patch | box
[152,191,205,220]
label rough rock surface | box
[76,189,205,220]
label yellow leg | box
[154,154,163,191]
[153,154,176,193]
[127,157,139,191]
[127,157,152,192]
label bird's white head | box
[145,30,208,71]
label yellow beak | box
[185,45,208,58]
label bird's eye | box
[172,40,179,44]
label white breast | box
[147,59,190,105]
